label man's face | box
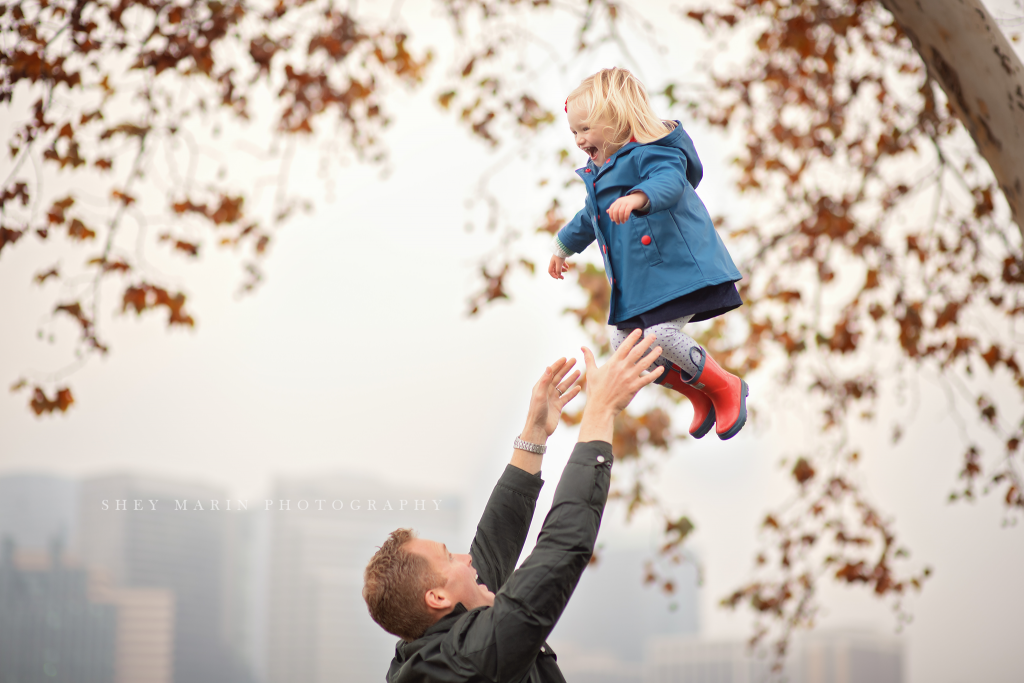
[407,538,495,611]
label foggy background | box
[2,1,1023,682]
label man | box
[363,330,664,682]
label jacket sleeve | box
[629,146,691,215]
[451,441,613,682]
[468,464,544,593]
[555,206,596,255]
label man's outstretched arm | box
[453,330,664,681]
[468,358,583,593]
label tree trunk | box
[880,0,1024,242]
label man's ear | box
[424,586,451,611]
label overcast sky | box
[1,2,1023,682]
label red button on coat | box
[641,235,652,245]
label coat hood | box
[589,121,704,190]
[638,121,704,190]
[387,606,470,683]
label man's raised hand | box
[578,329,663,443]
[523,357,582,442]
[512,358,582,474]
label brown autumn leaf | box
[33,266,59,284]
[67,218,96,240]
[122,283,195,327]
[29,386,74,416]
[792,458,816,485]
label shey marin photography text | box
[98,498,446,512]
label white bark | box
[880,0,1024,241]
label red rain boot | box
[657,364,716,439]
[689,353,749,440]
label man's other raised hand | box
[579,329,663,443]
[512,358,583,474]
[524,357,583,441]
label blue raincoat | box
[555,122,741,325]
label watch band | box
[513,436,547,455]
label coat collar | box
[422,603,469,637]
[574,121,683,177]
[576,137,642,178]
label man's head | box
[363,528,496,641]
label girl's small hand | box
[548,255,569,280]
[608,192,649,224]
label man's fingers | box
[557,369,581,395]
[612,329,643,359]
[640,364,665,387]
[551,357,575,384]
[624,330,658,362]
[554,384,579,409]
[614,327,655,362]
[582,345,597,372]
[636,345,663,372]
[536,365,554,391]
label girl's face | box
[567,107,616,167]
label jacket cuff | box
[568,440,614,467]
[497,462,545,499]
[552,235,574,258]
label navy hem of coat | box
[608,274,741,325]
[614,280,743,330]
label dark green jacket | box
[386,441,614,683]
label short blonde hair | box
[363,528,447,642]
[566,68,675,147]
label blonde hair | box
[566,68,675,147]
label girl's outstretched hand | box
[548,255,569,280]
[608,192,649,224]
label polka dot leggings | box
[610,315,705,382]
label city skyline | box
[0,469,914,683]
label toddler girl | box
[549,67,748,440]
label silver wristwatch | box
[513,436,547,455]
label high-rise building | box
[0,473,78,551]
[221,509,269,681]
[78,474,256,683]
[265,474,461,683]
[644,630,904,683]
[0,474,175,683]
[645,637,771,683]
[549,547,700,682]
[793,630,903,683]
[0,540,117,683]
[91,580,176,683]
